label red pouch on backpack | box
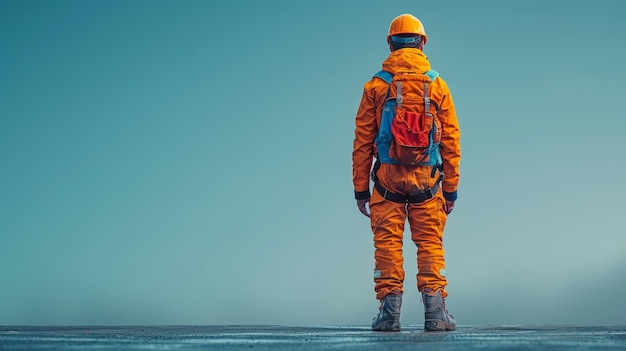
[389,108,432,164]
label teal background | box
[1,0,625,325]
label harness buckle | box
[423,187,434,198]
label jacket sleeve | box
[436,78,461,201]
[352,81,379,199]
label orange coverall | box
[352,48,461,300]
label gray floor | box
[1,325,625,350]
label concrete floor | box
[1,325,625,350]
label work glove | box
[357,198,370,218]
[444,200,455,215]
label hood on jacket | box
[381,48,431,75]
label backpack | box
[374,69,442,167]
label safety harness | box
[371,159,443,204]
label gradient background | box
[2,0,625,326]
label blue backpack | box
[374,69,442,167]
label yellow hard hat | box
[387,14,428,44]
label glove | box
[357,198,370,218]
[444,200,455,215]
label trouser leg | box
[407,192,448,296]
[369,190,407,300]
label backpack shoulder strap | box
[423,69,440,117]
[424,69,439,82]
[373,70,394,101]
[373,70,393,84]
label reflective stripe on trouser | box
[369,164,449,301]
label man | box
[352,14,461,332]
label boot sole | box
[372,320,401,332]
[424,319,455,331]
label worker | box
[352,13,461,332]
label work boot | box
[372,292,402,331]
[422,290,456,331]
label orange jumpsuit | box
[352,48,460,300]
